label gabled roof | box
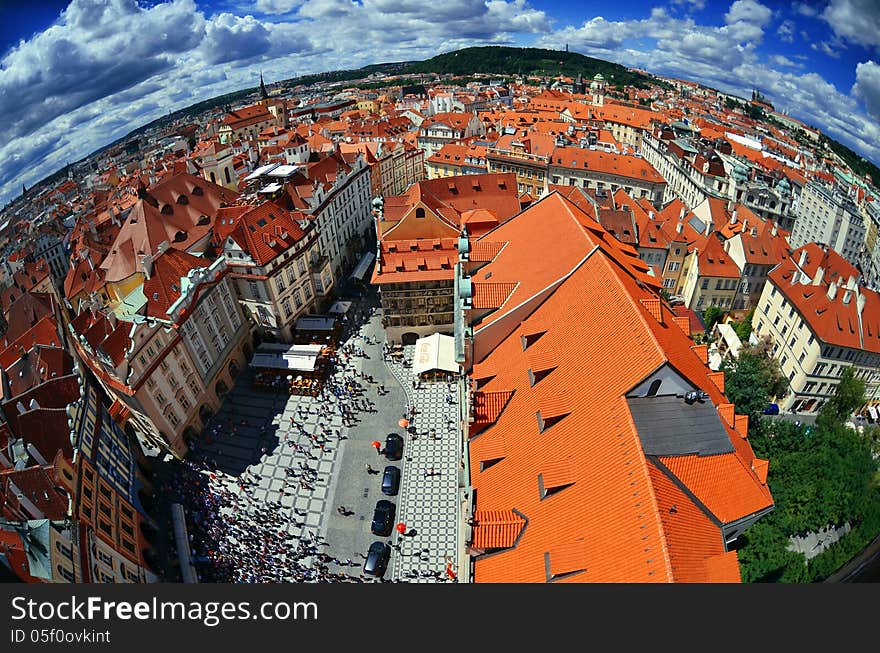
[469,210,772,583]
[697,235,740,278]
[221,201,306,267]
[143,249,210,319]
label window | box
[701,278,709,289]
[415,207,426,218]
[667,261,680,272]
[293,290,303,309]
[646,379,662,397]
[276,276,286,293]
[283,301,292,317]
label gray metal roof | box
[627,395,734,457]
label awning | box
[249,343,323,371]
[350,251,375,281]
[295,315,336,331]
[412,333,458,376]
[328,300,352,315]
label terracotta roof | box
[658,453,773,524]
[220,201,307,267]
[769,243,880,353]
[468,215,772,582]
[698,235,741,278]
[471,509,527,549]
[470,191,659,337]
[142,249,209,319]
[221,104,274,129]
[472,282,517,309]
[0,465,68,520]
[4,293,54,343]
[551,146,665,183]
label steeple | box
[260,72,269,101]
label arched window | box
[415,207,425,218]
[224,167,231,184]
[647,379,662,397]
[210,171,216,183]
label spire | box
[260,72,269,101]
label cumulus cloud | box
[853,60,880,120]
[255,0,303,14]
[777,19,795,43]
[822,0,880,49]
[725,0,772,27]
[201,13,273,64]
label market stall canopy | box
[350,251,375,281]
[295,315,336,332]
[249,343,323,371]
[328,300,352,315]
[412,333,458,376]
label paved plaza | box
[183,293,463,582]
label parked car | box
[363,541,391,577]
[762,403,780,415]
[385,433,404,461]
[381,466,400,496]
[371,499,396,536]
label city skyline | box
[1,0,879,207]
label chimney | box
[771,223,778,237]
[705,220,711,236]
[730,209,737,224]
[676,222,684,234]
[727,199,735,211]
[847,275,857,291]
[843,289,853,305]
[741,218,748,233]
[813,266,825,286]
[827,279,838,301]
[28,398,40,410]
[798,249,808,269]
[857,291,867,316]
[679,207,686,219]
[649,211,655,221]
[751,226,758,237]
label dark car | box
[381,466,401,496]
[371,499,396,536]
[363,541,391,577]
[385,433,404,461]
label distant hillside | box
[404,46,655,88]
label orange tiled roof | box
[471,510,526,549]
[468,200,772,582]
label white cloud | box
[770,54,803,68]
[255,0,303,14]
[821,0,880,49]
[671,0,706,9]
[725,0,772,27]
[812,40,842,58]
[853,60,880,120]
[793,2,819,17]
[777,19,795,43]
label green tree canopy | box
[702,305,723,332]
[721,340,788,418]
[816,366,865,432]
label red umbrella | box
[396,522,407,535]
[398,418,410,428]
[445,563,457,580]
[371,440,381,451]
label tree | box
[721,342,788,418]
[733,309,753,342]
[702,305,723,332]
[817,367,865,432]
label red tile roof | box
[698,235,741,278]
[468,206,772,582]
[143,249,210,319]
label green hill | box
[403,46,654,88]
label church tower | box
[259,72,269,105]
[590,73,606,106]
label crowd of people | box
[160,284,457,583]
[164,287,407,583]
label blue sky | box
[1,0,879,207]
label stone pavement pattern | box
[386,345,460,582]
[186,299,461,582]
